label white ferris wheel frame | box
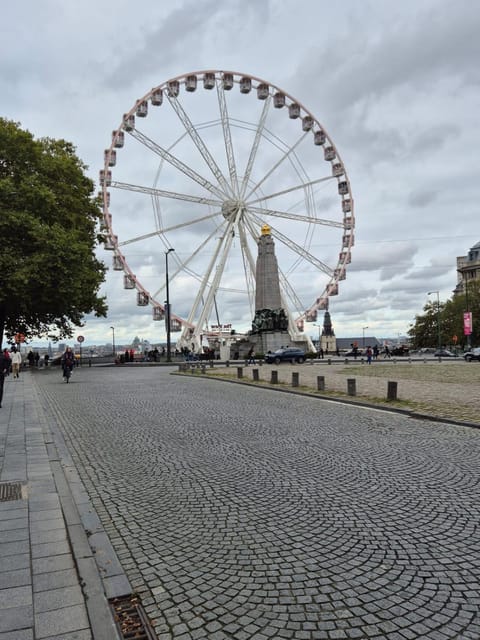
[99,70,355,352]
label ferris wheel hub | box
[221,199,245,221]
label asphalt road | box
[35,365,480,639]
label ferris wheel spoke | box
[118,210,222,248]
[151,222,227,300]
[216,83,240,197]
[249,211,333,277]
[184,224,235,331]
[247,174,335,205]
[166,94,233,198]
[278,269,306,314]
[193,219,238,335]
[246,204,343,229]
[244,131,309,201]
[112,180,221,207]
[236,220,257,314]
[129,128,226,200]
[239,97,271,199]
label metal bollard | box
[347,378,356,396]
[237,367,243,379]
[253,368,259,381]
[271,370,278,384]
[344,358,349,364]
[387,381,398,401]
[210,360,214,368]
[327,358,331,365]
[201,364,206,374]
[292,372,299,387]
[225,360,230,367]
[317,375,325,391]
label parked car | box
[265,347,306,364]
[464,347,480,362]
[433,349,457,358]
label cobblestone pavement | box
[34,366,480,639]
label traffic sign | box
[77,335,85,343]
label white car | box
[464,347,480,362]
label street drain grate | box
[0,482,23,502]
[109,594,156,640]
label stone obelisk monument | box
[251,224,289,353]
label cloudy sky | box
[3,0,479,348]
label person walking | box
[366,346,373,365]
[3,348,11,376]
[247,347,256,365]
[0,349,8,407]
[11,347,22,378]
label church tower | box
[320,311,337,354]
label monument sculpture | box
[250,224,290,353]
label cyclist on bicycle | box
[61,347,75,381]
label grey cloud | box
[104,0,273,89]
[407,189,438,208]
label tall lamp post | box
[427,291,441,352]
[165,248,175,363]
[110,326,115,359]
[362,326,369,348]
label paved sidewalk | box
[0,371,129,639]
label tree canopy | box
[0,118,107,347]
[408,283,480,349]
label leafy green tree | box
[0,118,107,347]
[408,301,443,349]
[408,283,480,349]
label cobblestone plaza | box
[35,366,480,639]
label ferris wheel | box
[99,70,354,351]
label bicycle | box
[62,365,73,383]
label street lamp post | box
[362,326,369,348]
[427,291,441,352]
[110,326,115,359]
[165,248,175,363]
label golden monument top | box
[261,223,271,236]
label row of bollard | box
[178,363,399,402]
[234,367,398,401]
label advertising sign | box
[463,312,472,336]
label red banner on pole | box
[464,312,472,336]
